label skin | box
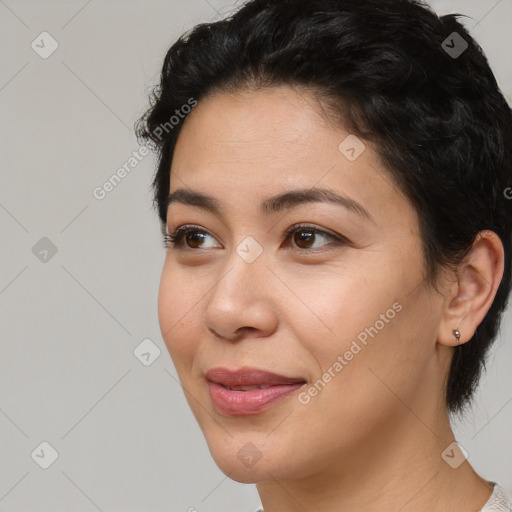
[157,85,505,512]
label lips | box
[205,366,306,388]
[205,367,306,415]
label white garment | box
[481,483,512,512]
[255,482,512,512]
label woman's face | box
[158,86,449,483]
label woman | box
[136,0,512,510]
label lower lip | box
[207,381,305,415]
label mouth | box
[205,366,307,415]
[205,366,306,388]
[215,384,275,391]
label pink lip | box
[205,366,306,416]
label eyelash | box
[162,223,348,252]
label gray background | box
[0,1,511,511]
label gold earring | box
[453,328,461,346]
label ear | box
[437,230,505,347]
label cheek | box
[281,261,399,360]
[157,264,202,368]
[289,251,429,400]
[304,282,434,426]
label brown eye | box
[163,226,220,249]
[293,229,316,249]
[284,224,346,251]
[163,224,348,252]
[185,231,207,249]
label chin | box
[204,430,311,484]
[201,432,273,481]
[214,454,293,484]
[219,464,267,484]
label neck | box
[256,409,493,512]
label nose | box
[202,254,279,342]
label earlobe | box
[437,324,464,347]
[436,230,505,348]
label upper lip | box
[206,366,306,387]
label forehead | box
[173,86,343,166]
[169,86,412,227]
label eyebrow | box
[167,187,374,222]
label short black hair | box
[135,0,512,415]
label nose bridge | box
[215,232,269,295]
[203,237,278,339]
